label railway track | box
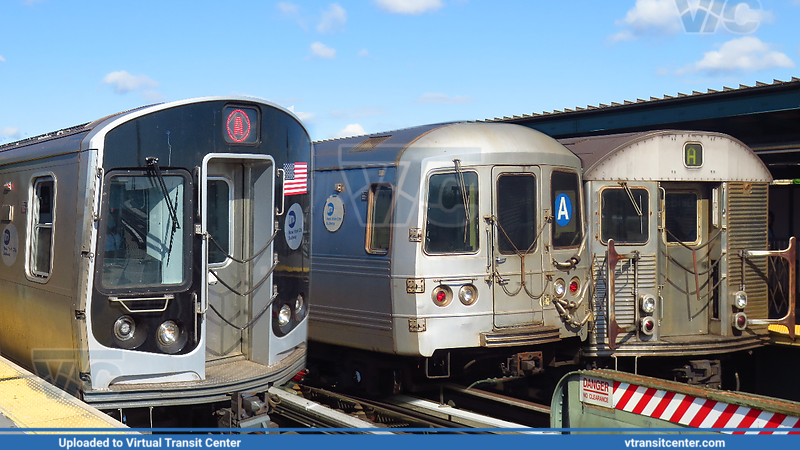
[267,384,546,432]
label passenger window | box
[207,178,231,264]
[551,171,582,248]
[601,188,649,244]
[425,171,479,254]
[665,192,698,243]
[366,184,393,254]
[497,174,536,254]
[30,176,55,279]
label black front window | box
[665,192,698,243]
[100,171,189,289]
[601,188,649,244]
[497,174,537,254]
[425,171,479,253]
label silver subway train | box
[562,130,795,385]
[308,122,592,393]
[306,125,794,392]
[0,97,310,419]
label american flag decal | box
[283,162,308,196]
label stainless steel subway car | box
[309,122,591,392]
[561,130,795,384]
[0,97,310,410]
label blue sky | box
[1,0,799,143]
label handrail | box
[745,236,797,339]
[606,239,622,350]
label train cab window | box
[29,176,55,279]
[100,172,189,290]
[551,171,582,248]
[425,171,479,254]
[601,187,649,244]
[665,192,698,243]
[207,178,231,265]
[497,174,536,254]
[366,184,393,254]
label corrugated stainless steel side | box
[727,182,769,325]
[592,253,657,332]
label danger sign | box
[580,374,613,408]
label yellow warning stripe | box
[0,357,127,431]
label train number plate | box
[408,318,426,332]
[406,278,425,293]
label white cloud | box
[317,3,347,34]
[374,0,443,15]
[358,49,370,57]
[332,124,366,138]
[611,0,681,41]
[102,70,159,94]
[414,93,473,104]
[0,127,20,140]
[0,55,5,65]
[683,36,795,75]
[286,105,316,123]
[277,2,299,14]
[277,2,309,30]
[311,42,336,59]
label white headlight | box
[734,291,747,309]
[114,316,136,341]
[458,284,478,306]
[554,279,566,297]
[295,293,305,315]
[278,304,292,326]
[640,295,656,314]
[157,321,180,346]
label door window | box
[496,174,537,254]
[207,178,231,264]
[665,192,698,243]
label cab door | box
[202,154,275,365]
[659,182,712,336]
[491,166,543,328]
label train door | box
[490,166,543,327]
[659,182,712,336]
[202,155,275,364]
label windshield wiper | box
[453,159,471,243]
[146,157,181,230]
[146,157,181,265]
[619,181,643,217]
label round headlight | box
[640,317,656,336]
[569,278,580,295]
[734,291,748,309]
[640,294,656,314]
[458,284,478,306]
[554,279,566,297]
[295,293,305,315]
[733,312,748,331]
[278,304,292,326]
[157,321,180,347]
[432,285,453,307]
[114,316,136,341]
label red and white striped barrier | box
[580,374,800,433]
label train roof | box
[559,130,772,182]
[0,97,306,163]
[314,121,580,170]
